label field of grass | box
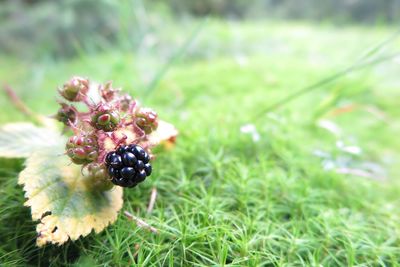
[1,20,400,266]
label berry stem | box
[123,211,158,234]
[2,84,50,127]
[83,97,96,109]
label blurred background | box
[1,0,400,59]
[1,0,400,99]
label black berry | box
[120,167,135,179]
[110,155,123,168]
[129,145,147,161]
[136,160,145,171]
[117,145,128,155]
[136,170,147,182]
[144,163,152,176]
[107,166,120,179]
[105,152,117,164]
[105,144,152,188]
[122,152,137,167]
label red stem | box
[2,84,34,117]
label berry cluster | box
[59,76,89,102]
[105,144,152,188]
[135,108,158,134]
[52,76,174,191]
[91,104,120,132]
[66,134,98,164]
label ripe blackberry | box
[105,144,152,188]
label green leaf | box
[19,144,123,246]
[0,123,63,158]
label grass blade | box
[253,30,400,118]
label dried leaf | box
[148,120,178,147]
[100,120,178,151]
[0,123,62,158]
[19,145,123,246]
[101,125,142,151]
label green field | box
[1,20,400,266]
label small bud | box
[100,81,120,102]
[135,108,158,134]
[91,104,120,132]
[87,151,99,161]
[119,94,133,112]
[59,77,89,102]
[66,134,98,164]
[54,103,78,126]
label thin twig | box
[147,187,157,214]
[2,84,50,127]
[123,210,158,234]
[3,84,34,117]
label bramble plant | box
[0,77,177,246]
[56,77,163,188]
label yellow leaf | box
[19,146,123,247]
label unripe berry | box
[83,163,114,191]
[100,81,120,102]
[59,77,89,102]
[55,103,78,126]
[92,105,120,132]
[135,108,158,134]
[66,134,98,164]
